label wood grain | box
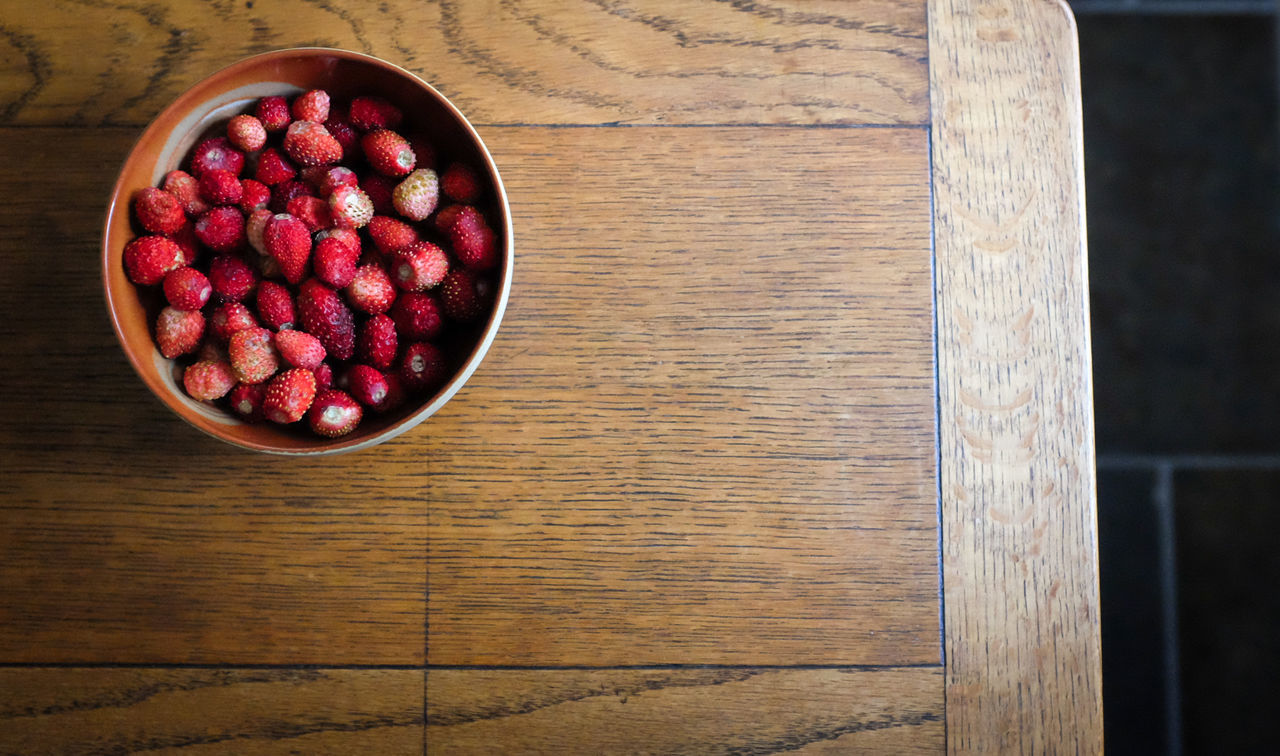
[0,668,423,755]
[427,126,939,666]
[427,667,943,754]
[0,0,927,127]
[929,0,1103,751]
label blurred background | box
[1069,0,1280,752]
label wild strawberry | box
[432,204,466,234]
[263,368,317,424]
[163,170,211,216]
[190,137,245,177]
[198,169,244,206]
[297,279,355,361]
[291,89,330,123]
[155,306,205,358]
[400,342,448,390]
[378,372,408,412]
[392,241,449,291]
[228,382,267,422]
[170,222,200,266]
[392,168,438,221]
[246,208,274,255]
[229,326,279,384]
[275,329,326,370]
[441,163,483,203]
[315,166,358,198]
[407,134,436,170]
[133,187,186,235]
[197,340,228,364]
[315,227,361,257]
[345,263,396,315]
[329,185,373,228]
[451,223,498,271]
[347,365,390,408]
[263,214,312,284]
[390,292,444,341]
[255,95,291,132]
[287,195,332,231]
[362,129,415,176]
[208,254,257,302]
[361,173,397,215]
[313,362,334,392]
[227,114,268,152]
[349,96,403,131]
[439,268,487,322]
[284,121,342,167]
[269,180,313,214]
[367,215,419,255]
[313,236,359,288]
[184,360,236,401]
[255,147,297,185]
[163,267,212,311]
[324,112,359,162]
[239,179,271,213]
[123,236,184,285]
[358,313,398,370]
[194,207,246,252]
[308,389,363,437]
[255,280,296,330]
[208,301,258,342]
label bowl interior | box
[104,50,511,455]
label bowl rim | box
[101,47,514,456]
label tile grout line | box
[1153,462,1184,756]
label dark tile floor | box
[1077,11,1280,754]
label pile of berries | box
[123,90,500,438]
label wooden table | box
[0,0,1101,752]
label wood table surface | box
[0,1,1101,753]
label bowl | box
[102,49,512,455]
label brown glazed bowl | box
[103,49,512,455]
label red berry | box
[255,147,297,185]
[170,222,200,266]
[255,95,291,132]
[392,168,438,221]
[155,306,205,358]
[184,360,236,401]
[362,130,415,177]
[263,368,317,424]
[263,213,312,284]
[208,254,258,302]
[291,89,330,123]
[400,341,448,390]
[390,292,445,341]
[349,96,403,131]
[256,280,296,330]
[361,173,397,215]
[324,112,360,162]
[239,179,271,213]
[313,362,334,392]
[163,267,212,311]
[229,326,279,384]
[316,166,358,198]
[197,340,228,364]
[347,364,390,408]
[441,163,483,203]
[451,223,498,271]
[308,389,363,437]
[194,207,246,253]
[297,279,356,361]
[246,207,274,255]
[208,301,258,343]
[275,329,327,370]
[345,263,396,315]
[198,169,244,206]
[392,241,449,291]
[407,134,436,170]
[269,180,313,214]
[378,372,408,412]
[358,313,398,370]
[313,236,359,288]
[163,170,211,216]
[228,383,267,422]
[439,268,488,322]
[190,137,245,177]
[367,215,419,255]
[133,187,186,235]
[227,114,268,152]
[315,227,361,258]
[123,236,184,285]
[284,121,342,167]
[287,194,332,231]
[329,185,373,228]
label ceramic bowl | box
[102,48,512,455]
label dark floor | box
[1077,10,1280,755]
